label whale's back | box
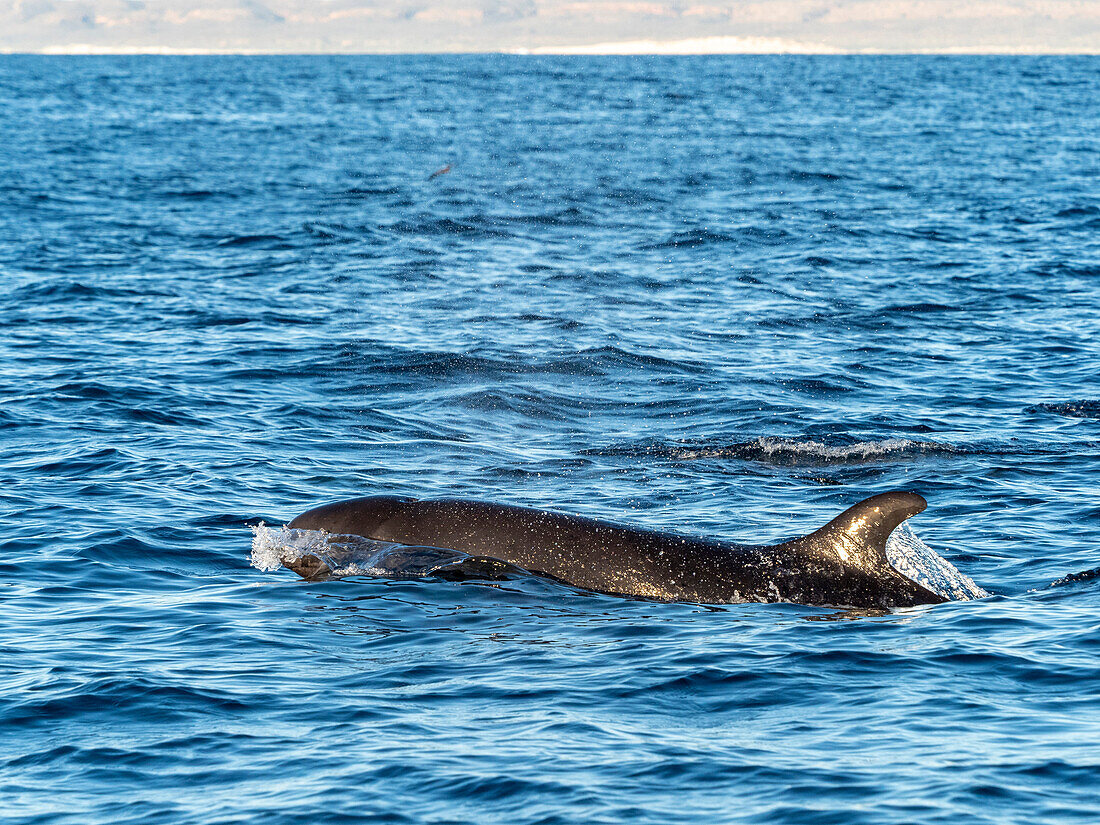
[288,492,948,607]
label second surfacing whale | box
[281,491,965,608]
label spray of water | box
[886,523,987,600]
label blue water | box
[2,55,1099,824]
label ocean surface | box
[2,55,1099,824]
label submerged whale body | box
[284,491,953,608]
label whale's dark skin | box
[285,491,947,608]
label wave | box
[787,170,846,182]
[161,189,235,200]
[383,218,511,239]
[214,234,288,247]
[332,344,705,382]
[642,225,791,250]
[885,302,961,313]
[470,208,589,227]
[1027,400,1100,419]
[1054,205,1100,219]
[584,437,980,465]
[553,345,708,376]
[8,280,171,302]
[779,376,867,394]
[2,675,247,726]
[342,186,401,197]
[642,229,738,250]
[1045,567,1100,588]
[303,221,375,242]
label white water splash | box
[250,524,469,578]
[886,523,988,601]
[251,524,397,577]
[745,437,962,463]
[654,437,967,464]
[250,523,317,571]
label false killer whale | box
[284,491,950,608]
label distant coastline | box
[4,42,1100,56]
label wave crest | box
[1027,400,1100,419]
[587,437,968,465]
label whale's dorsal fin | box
[800,491,927,570]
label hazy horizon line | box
[5,43,1098,57]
